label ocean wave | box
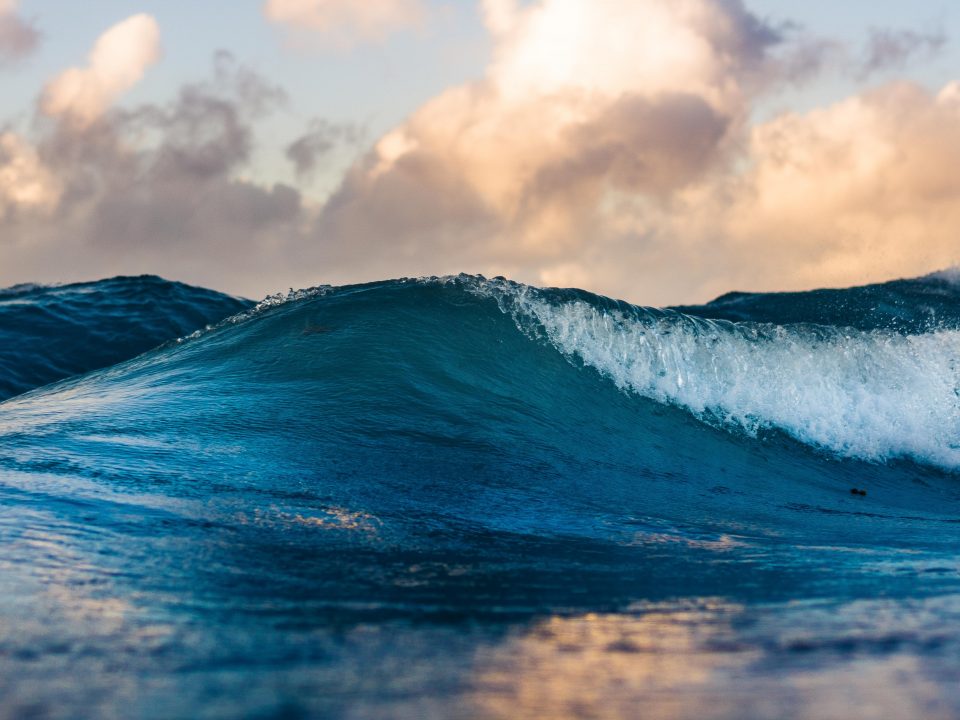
[0,275,252,401]
[468,276,960,469]
[4,272,959,472]
[673,269,960,332]
[3,271,960,718]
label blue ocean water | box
[2,272,960,719]
[0,275,252,401]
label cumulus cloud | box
[700,80,960,293]
[41,14,161,126]
[312,0,782,289]
[536,78,960,303]
[3,0,960,305]
[0,0,39,66]
[264,0,426,47]
[305,0,960,303]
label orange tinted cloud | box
[2,0,959,304]
[264,0,426,47]
[707,81,960,295]
[314,0,779,294]
[0,132,61,217]
[311,0,960,304]
[41,14,161,127]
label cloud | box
[311,0,781,289]
[699,80,960,293]
[41,14,161,126]
[858,26,946,79]
[0,0,39,66]
[557,79,960,303]
[4,0,960,306]
[304,0,960,304]
[264,0,426,47]
[0,53,306,295]
[286,119,365,179]
[0,132,61,217]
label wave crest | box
[469,276,960,468]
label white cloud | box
[41,14,161,126]
[0,54,308,296]
[264,0,425,47]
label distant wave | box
[673,269,960,332]
[0,275,252,400]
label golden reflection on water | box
[467,602,957,720]
[4,507,960,719]
[470,603,756,720]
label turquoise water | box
[2,273,960,719]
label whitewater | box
[477,276,960,468]
[2,272,960,719]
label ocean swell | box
[469,276,960,470]
[2,271,960,719]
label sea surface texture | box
[2,273,960,719]
[0,275,252,401]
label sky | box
[1,0,959,305]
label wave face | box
[2,273,960,719]
[0,275,252,401]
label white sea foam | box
[475,278,960,469]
